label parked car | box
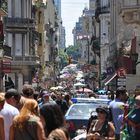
[65,102,100,138]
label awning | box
[104,73,117,86]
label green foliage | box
[66,44,81,63]
[58,48,69,68]
[66,44,80,56]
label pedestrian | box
[40,103,65,137]
[0,94,5,140]
[64,94,73,107]
[109,87,128,140]
[4,88,21,109]
[47,127,70,140]
[22,84,35,99]
[9,99,47,140]
[55,92,69,115]
[38,90,56,108]
[121,95,140,140]
[0,90,19,140]
[87,106,115,140]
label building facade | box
[4,0,40,92]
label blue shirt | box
[109,99,124,134]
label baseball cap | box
[42,91,50,97]
[5,88,19,99]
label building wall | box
[44,0,56,62]
[108,0,140,89]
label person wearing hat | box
[0,89,19,140]
[87,106,115,140]
[4,88,21,108]
[123,95,140,139]
[109,88,128,140]
[38,90,56,108]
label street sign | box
[117,78,126,86]
[0,60,11,73]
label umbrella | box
[77,88,93,93]
[74,82,86,87]
[50,86,64,91]
[59,73,71,79]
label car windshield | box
[68,104,98,116]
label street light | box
[0,48,4,91]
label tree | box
[66,44,81,63]
[58,48,68,69]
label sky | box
[61,0,89,47]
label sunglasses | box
[97,110,106,114]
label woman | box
[40,103,65,137]
[87,106,115,140]
[9,99,47,140]
[47,127,70,140]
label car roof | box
[71,97,111,105]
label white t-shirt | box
[0,102,19,140]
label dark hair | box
[22,84,34,97]
[40,103,65,137]
[116,88,127,98]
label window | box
[15,34,22,56]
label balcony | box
[120,0,140,24]
[12,56,40,66]
[121,0,140,10]
[100,5,110,14]
[3,17,35,29]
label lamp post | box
[0,48,4,91]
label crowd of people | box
[0,84,71,140]
[0,84,140,140]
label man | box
[22,84,35,99]
[4,88,21,109]
[55,93,69,115]
[38,90,56,108]
[0,89,20,140]
[109,87,128,140]
[0,94,5,140]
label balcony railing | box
[12,56,40,65]
[121,0,140,12]
[3,17,35,28]
[100,5,110,14]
